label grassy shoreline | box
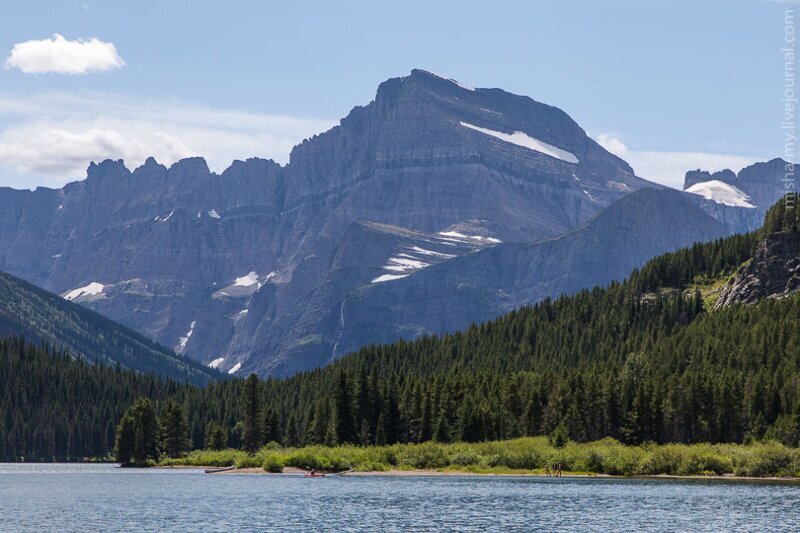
[158,437,800,478]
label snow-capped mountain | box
[0,69,772,376]
[683,159,792,232]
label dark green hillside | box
[0,271,217,385]
[0,337,191,461]
[179,196,797,448]
[3,197,799,461]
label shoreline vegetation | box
[156,437,800,479]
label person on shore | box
[557,463,563,477]
[544,463,551,477]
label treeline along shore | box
[2,197,800,479]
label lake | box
[1,464,798,532]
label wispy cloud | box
[595,133,763,189]
[5,34,123,74]
[0,92,335,188]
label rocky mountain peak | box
[134,156,168,175]
[684,168,737,190]
[168,157,211,177]
[86,159,131,182]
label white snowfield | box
[371,230,502,284]
[228,362,242,374]
[207,357,225,369]
[371,273,409,283]
[177,320,196,352]
[437,231,502,244]
[459,121,579,164]
[208,209,221,219]
[233,272,259,287]
[384,256,430,272]
[63,282,104,301]
[408,246,456,258]
[685,180,756,208]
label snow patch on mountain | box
[63,282,105,301]
[371,273,410,283]
[384,257,430,272]
[460,121,579,164]
[409,246,456,258]
[207,357,225,369]
[436,231,502,244]
[228,362,242,374]
[208,209,221,219]
[685,180,756,208]
[234,272,259,287]
[176,320,196,353]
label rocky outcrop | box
[715,230,800,307]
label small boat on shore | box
[205,466,236,474]
[304,472,326,477]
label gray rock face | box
[683,159,794,233]
[326,188,730,360]
[0,69,742,376]
[715,230,800,308]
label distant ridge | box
[0,270,219,385]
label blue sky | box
[0,0,791,189]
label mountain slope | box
[2,71,781,376]
[317,188,729,366]
[0,69,658,375]
[0,270,218,385]
[176,196,800,447]
[0,337,195,460]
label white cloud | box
[595,133,763,189]
[5,34,124,74]
[0,92,334,188]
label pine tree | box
[159,400,190,458]
[262,408,281,444]
[334,371,356,444]
[359,419,371,446]
[242,374,261,453]
[132,398,159,465]
[283,413,300,448]
[204,422,227,450]
[374,413,387,446]
[114,412,136,465]
[114,397,159,466]
[433,413,451,443]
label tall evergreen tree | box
[159,400,190,458]
[242,374,261,453]
[204,422,227,451]
[334,371,356,444]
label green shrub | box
[639,445,683,475]
[159,438,800,478]
[397,443,449,469]
[678,446,732,476]
[263,454,285,473]
[451,451,481,466]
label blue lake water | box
[1,463,798,532]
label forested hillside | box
[172,196,798,449]
[2,198,798,461]
[0,271,218,385]
[0,338,191,461]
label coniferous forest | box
[1,197,799,463]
